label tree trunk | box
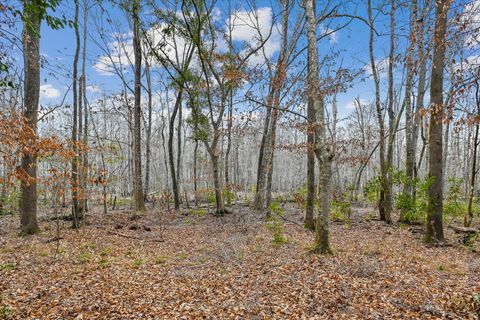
[20,0,41,235]
[144,58,153,200]
[169,88,183,210]
[465,82,480,227]
[367,0,387,223]
[71,0,81,229]
[305,0,332,254]
[425,0,449,244]
[81,0,88,213]
[132,0,146,213]
[400,0,417,222]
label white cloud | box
[40,84,60,99]
[453,54,480,73]
[364,58,389,79]
[346,98,368,110]
[461,0,480,48]
[320,26,338,44]
[227,7,281,66]
[94,25,191,76]
[86,84,102,93]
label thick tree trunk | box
[20,0,41,234]
[425,0,449,244]
[132,0,146,213]
[254,95,272,211]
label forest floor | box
[0,202,479,319]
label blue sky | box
[4,0,478,119]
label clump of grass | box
[99,247,112,257]
[0,263,16,272]
[81,242,96,250]
[77,253,92,264]
[189,208,208,217]
[154,255,170,265]
[98,257,110,268]
[132,258,144,269]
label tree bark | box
[20,0,41,235]
[367,0,387,223]
[305,0,332,254]
[400,0,418,222]
[132,0,146,213]
[71,0,81,229]
[144,57,153,200]
[425,0,449,244]
[465,81,480,227]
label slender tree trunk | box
[81,0,88,213]
[176,95,183,203]
[19,0,41,234]
[465,82,480,227]
[71,0,81,229]
[169,88,183,210]
[132,0,146,213]
[425,0,449,244]
[225,89,233,187]
[367,0,387,222]
[209,149,225,215]
[144,59,153,200]
[412,14,428,201]
[400,0,417,222]
[305,0,332,254]
[383,0,396,225]
[193,139,199,207]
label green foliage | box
[187,107,210,142]
[222,188,235,206]
[189,208,207,217]
[206,190,216,205]
[0,190,20,216]
[444,178,465,221]
[396,177,434,224]
[330,196,352,223]
[266,200,287,246]
[18,0,73,31]
[364,176,381,205]
[266,217,287,246]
